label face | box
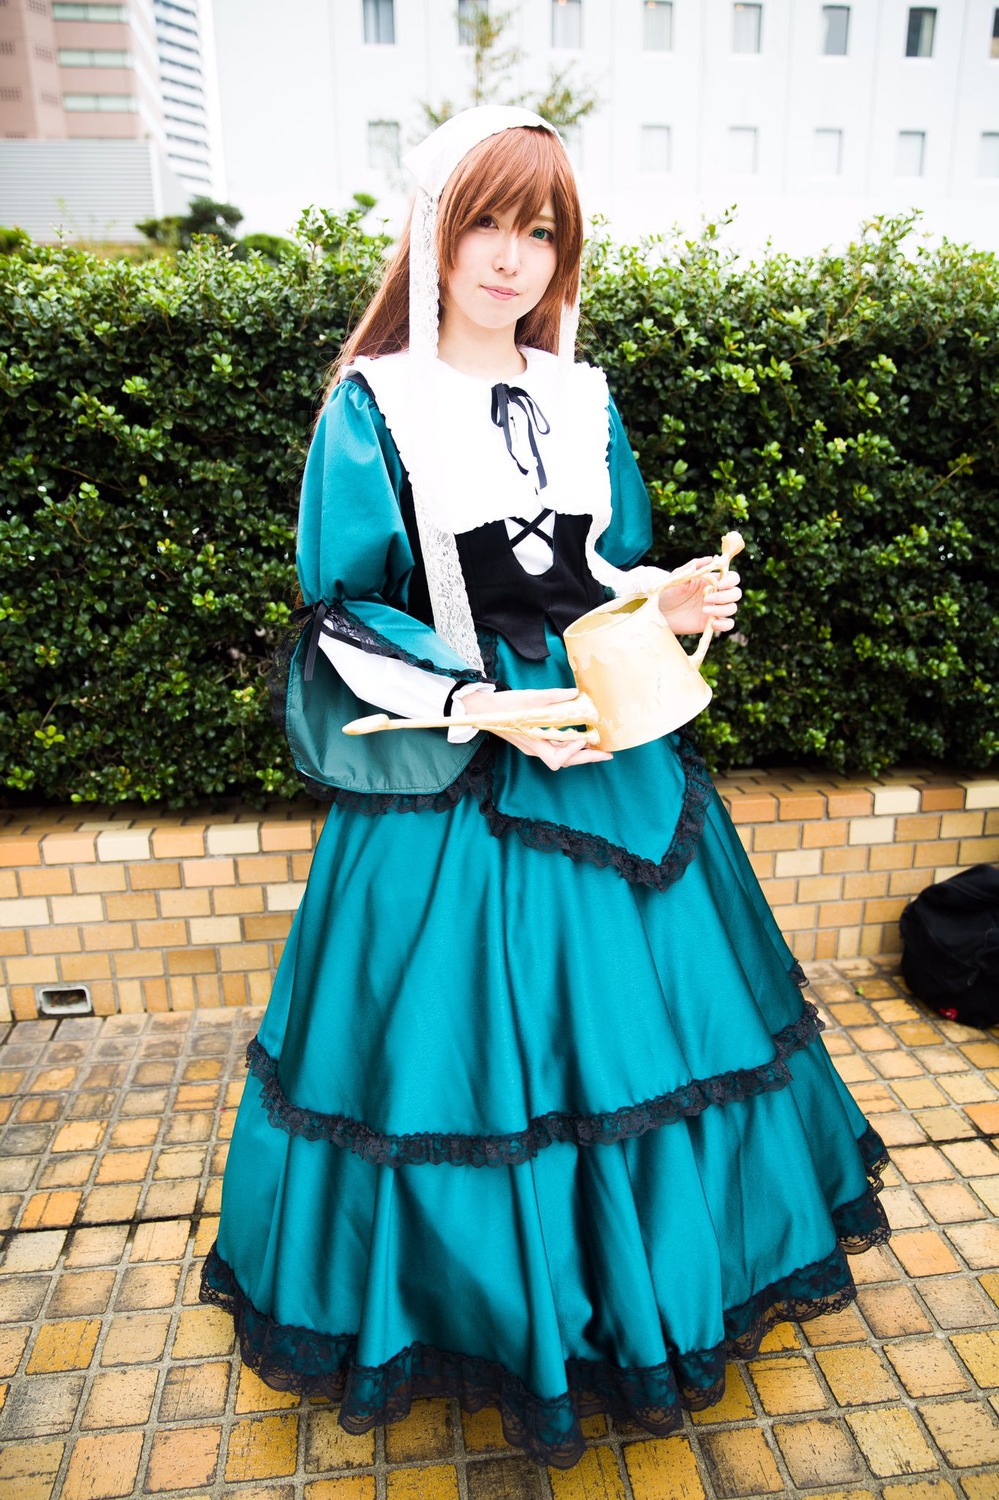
[441,198,558,341]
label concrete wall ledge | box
[2,769,997,1021]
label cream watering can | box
[344,531,744,751]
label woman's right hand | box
[457,687,612,771]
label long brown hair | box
[332,126,583,385]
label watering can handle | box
[672,531,745,670]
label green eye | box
[531,227,554,241]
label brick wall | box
[1,770,997,1021]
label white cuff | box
[317,633,492,742]
[446,681,496,744]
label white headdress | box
[402,105,580,375]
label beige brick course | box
[207,824,261,855]
[849,817,896,845]
[0,897,48,929]
[874,786,921,815]
[963,779,999,809]
[151,828,206,858]
[213,885,266,914]
[182,857,235,887]
[41,831,97,864]
[802,818,850,847]
[188,916,242,945]
[1,782,996,1024]
[0,835,44,867]
[264,882,307,913]
[19,867,73,896]
[752,823,801,851]
[96,830,151,862]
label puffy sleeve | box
[285,381,488,797]
[296,380,486,682]
[591,395,671,593]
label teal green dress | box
[201,376,889,1469]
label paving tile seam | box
[0,1213,218,1247]
[3,975,999,1497]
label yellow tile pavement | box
[0,959,996,1497]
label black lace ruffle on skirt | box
[200,1129,888,1470]
[246,996,825,1168]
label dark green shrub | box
[584,214,998,775]
[0,207,387,804]
[1,210,996,805]
[240,233,297,263]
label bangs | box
[437,127,583,282]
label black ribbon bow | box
[291,600,327,683]
[490,384,551,491]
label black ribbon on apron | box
[490,384,551,491]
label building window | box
[368,119,400,171]
[821,6,849,54]
[905,8,935,57]
[63,92,137,110]
[58,48,133,66]
[52,3,128,18]
[991,8,999,57]
[457,0,485,45]
[896,129,926,175]
[552,0,582,50]
[362,0,394,45]
[642,0,673,51]
[732,3,762,52]
[979,132,999,174]
[812,127,843,174]
[728,125,758,172]
[640,124,671,171]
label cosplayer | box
[201,107,889,1469]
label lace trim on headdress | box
[200,1147,888,1471]
[245,998,824,1167]
[404,185,485,672]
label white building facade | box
[153,0,221,195]
[210,0,999,255]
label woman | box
[201,106,889,1469]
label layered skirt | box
[202,638,888,1468]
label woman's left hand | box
[658,561,742,636]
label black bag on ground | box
[899,864,999,1029]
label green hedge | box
[585,217,998,775]
[1,211,996,805]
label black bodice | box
[456,514,606,661]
